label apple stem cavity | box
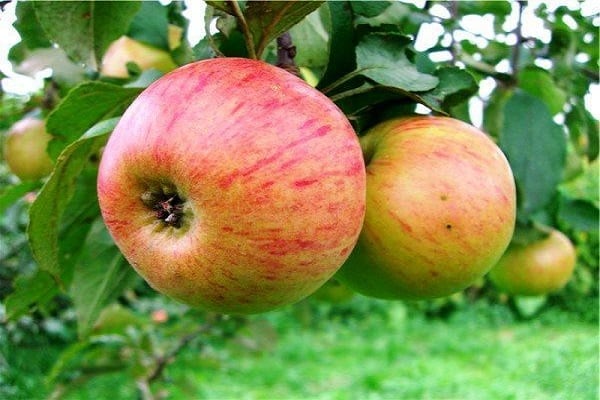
[359,134,377,165]
[141,189,186,228]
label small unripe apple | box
[3,117,54,181]
[310,279,355,304]
[167,24,184,50]
[100,36,177,78]
[97,58,366,314]
[488,229,576,296]
[336,116,517,300]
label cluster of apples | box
[3,53,576,314]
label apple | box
[488,229,576,296]
[336,116,516,300]
[97,58,366,314]
[311,279,355,304]
[167,24,184,50]
[100,36,177,78]
[3,117,54,181]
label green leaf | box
[289,6,330,69]
[566,101,599,161]
[355,33,438,92]
[13,1,52,49]
[518,66,567,115]
[560,160,599,206]
[558,199,599,233]
[46,82,142,160]
[128,1,169,50]
[55,166,103,287]
[483,87,513,139]
[91,304,146,336]
[416,67,478,113]
[71,219,140,338]
[350,1,391,18]
[499,91,567,218]
[27,121,114,286]
[244,0,325,58]
[205,1,236,15]
[5,269,59,320]
[0,181,40,214]
[33,1,141,68]
[317,1,356,89]
[458,1,512,17]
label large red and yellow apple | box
[336,116,517,299]
[100,35,177,78]
[97,58,366,314]
[3,117,54,181]
[488,229,576,296]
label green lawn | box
[3,299,599,399]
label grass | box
[3,299,599,400]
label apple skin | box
[488,229,576,296]
[3,117,54,181]
[97,58,366,314]
[336,116,516,300]
[100,36,177,78]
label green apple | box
[311,279,355,304]
[3,117,54,181]
[100,36,177,78]
[488,229,576,296]
[97,58,366,314]
[336,116,517,300]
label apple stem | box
[229,0,258,60]
[276,32,300,77]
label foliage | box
[0,0,598,397]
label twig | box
[276,32,300,77]
[0,1,11,12]
[510,1,525,82]
[204,6,225,57]
[448,1,459,63]
[135,314,225,400]
[228,0,257,59]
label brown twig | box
[0,1,11,12]
[276,32,300,77]
[136,314,224,400]
[448,1,459,64]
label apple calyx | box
[141,188,186,228]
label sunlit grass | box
[4,299,598,400]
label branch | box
[448,1,459,64]
[276,32,300,77]
[510,0,525,82]
[460,53,514,83]
[0,1,11,12]
[229,0,257,59]
[204,6,225,57]
[133,314,225,400]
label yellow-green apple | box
[336,116,516,299]
[310,279,355,304]
[167,24,184,50]
[97,58,366,314]
[100,36,177,78]
[3,117,54,181]
[488,229,576,296]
